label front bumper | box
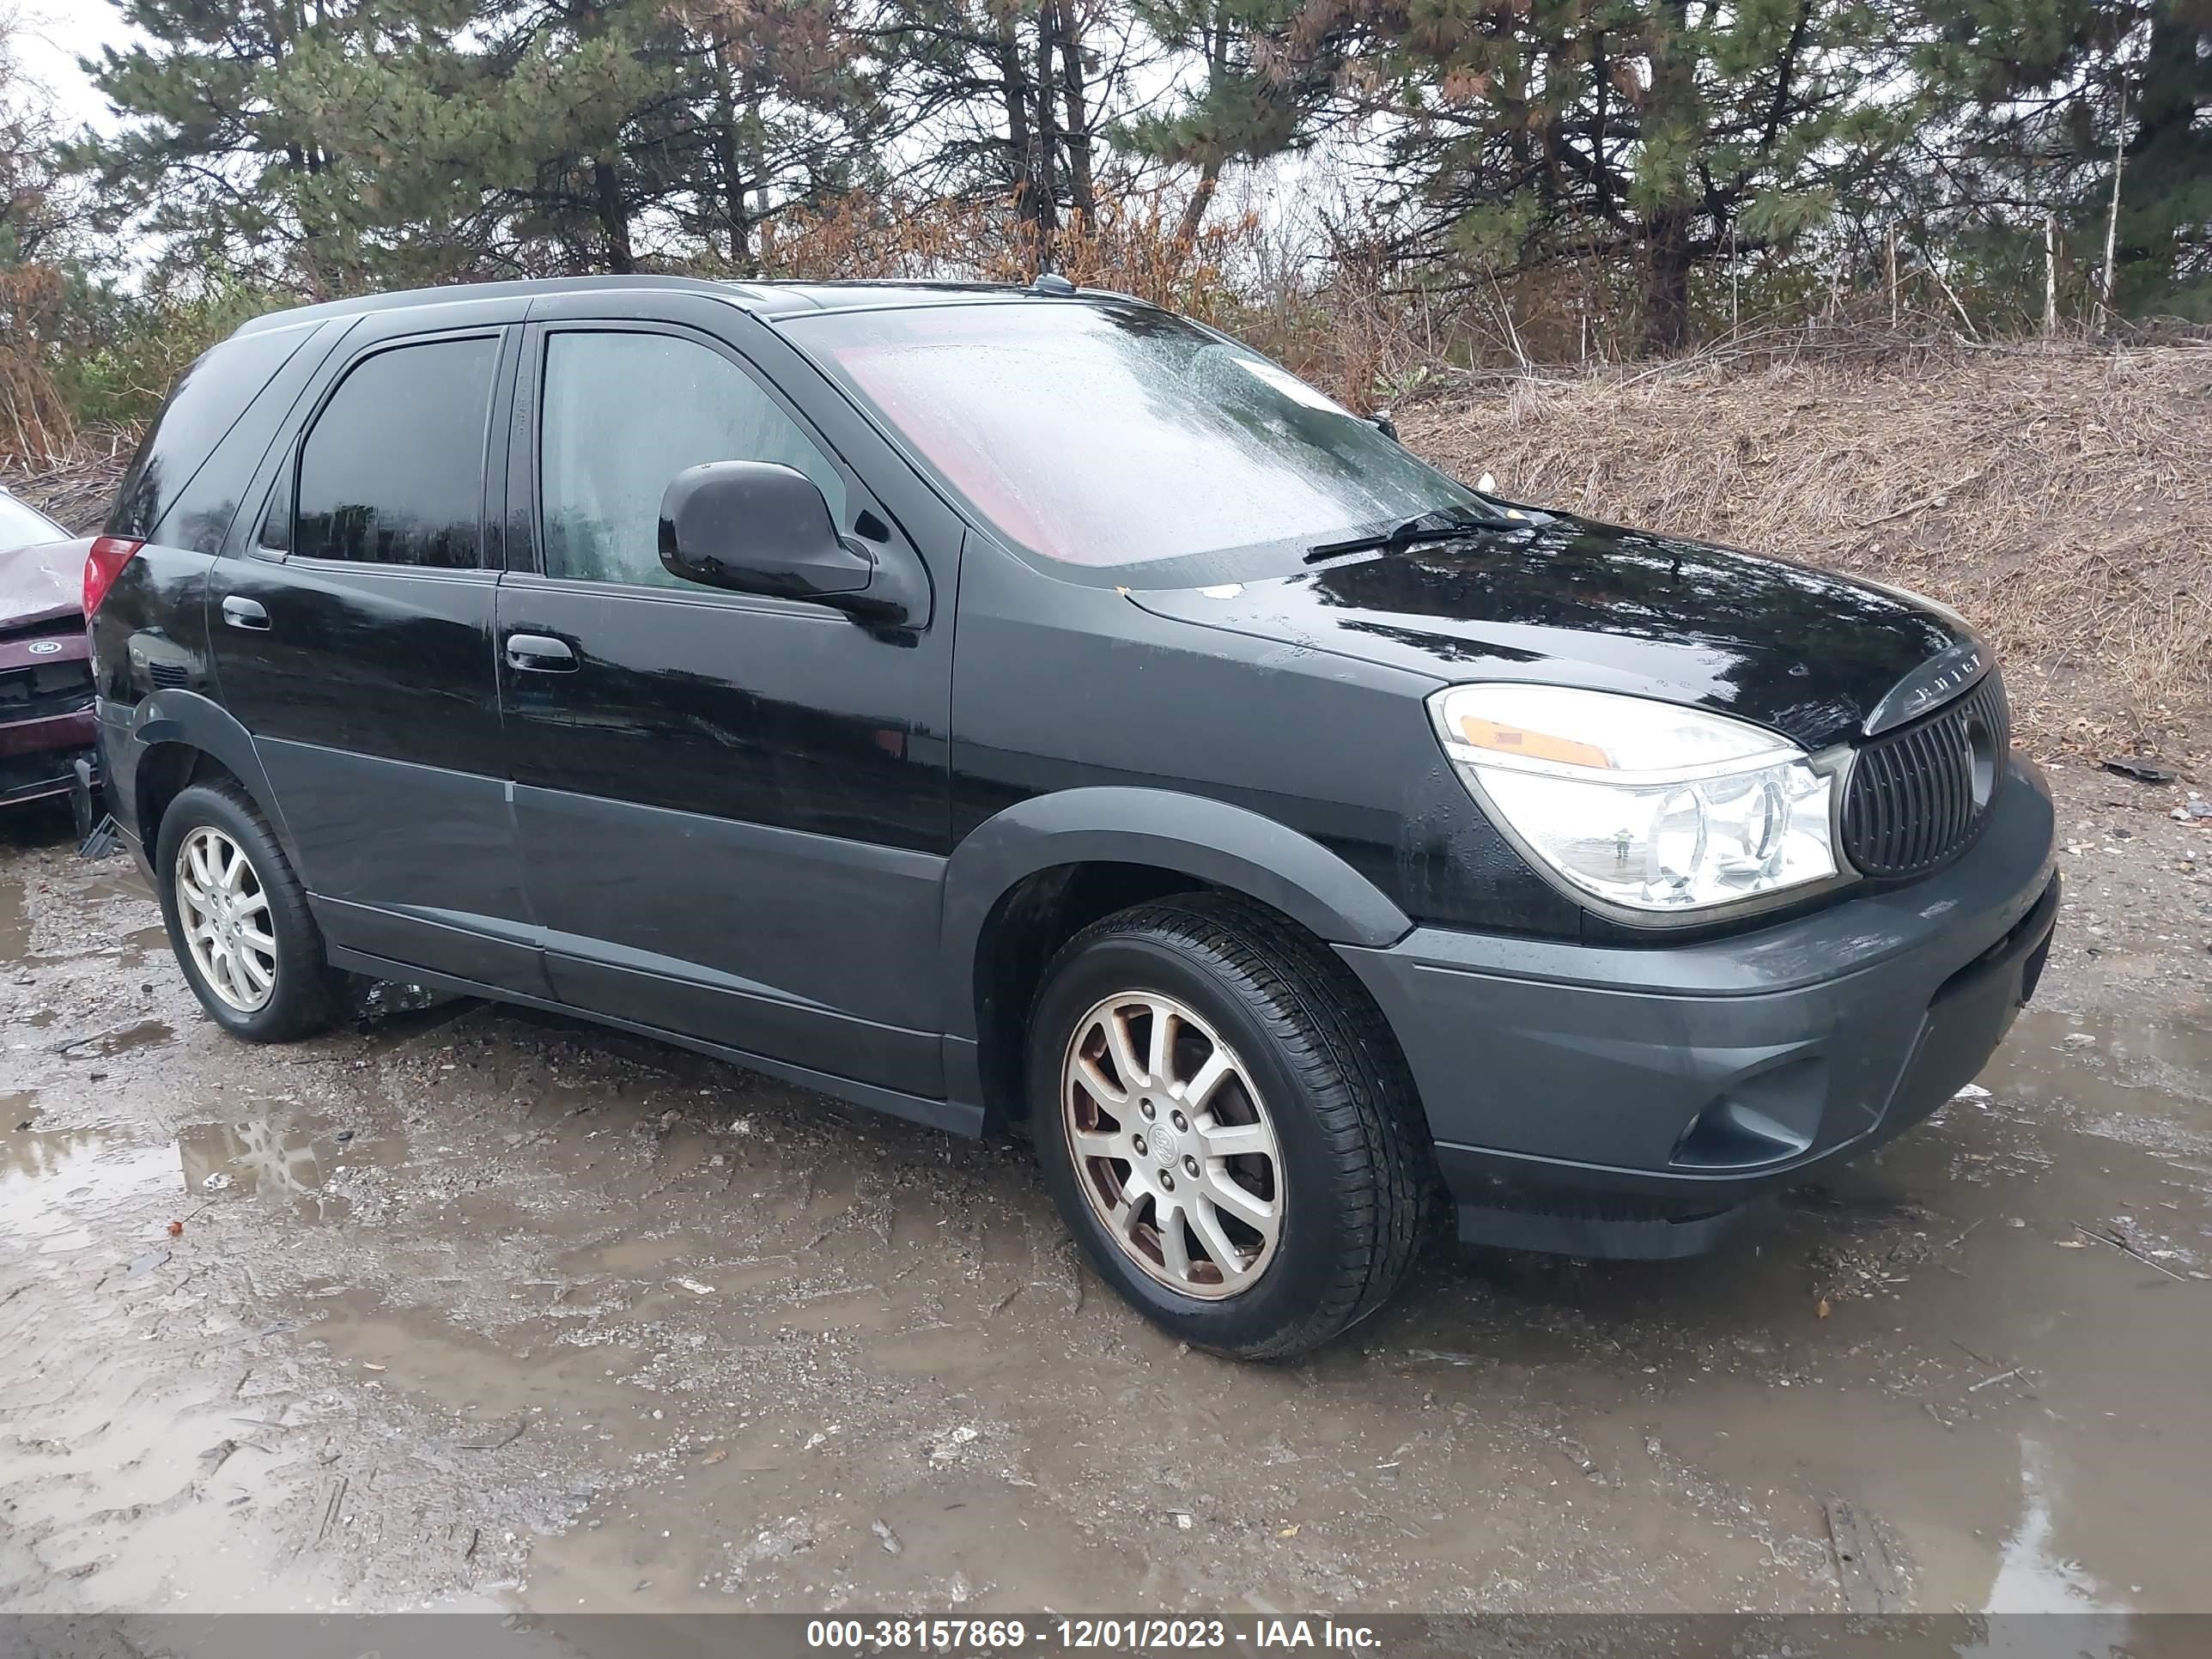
[1338,757,2059,1258]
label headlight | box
[1427,684,1842,916]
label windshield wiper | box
[1306,511,1497,562]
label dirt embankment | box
[1399,342,2212,758]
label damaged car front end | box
[0,489,98,812]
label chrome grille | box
[1840,672,2009,878]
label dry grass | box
[8,440,129,534]
[0,265,82,465]
[762,193,1262,323]
[1397,340,2212,749]
[755,192,1419,402]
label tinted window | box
[294,337,497,568]
[539,331,847,588]
[255,471,290,551]
[782,301,1490,568]
[106,325,314,540]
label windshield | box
[780,301,1490,568]
[0,492,64,550]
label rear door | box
[208,299,547,994]
[496,293,957,1097]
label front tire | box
[155,781,345,1042]
[1028,894,1434,1359]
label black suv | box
[87,276,2059,1358]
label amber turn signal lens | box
[1453,714,1613,770]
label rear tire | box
[1027,893,1434,1360]
[155,781,345,1042]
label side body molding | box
[938,786,1413,1042]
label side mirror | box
[659,461,874,604]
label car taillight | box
[83,536,144,617]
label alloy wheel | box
[1060,991,1285,1299]
[175,825,277,1013]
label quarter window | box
[107,324,316,543]
[294,337,498,568]
[538,331,848,589]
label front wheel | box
[1027,894,1434,1359]
[155,781,346,1042]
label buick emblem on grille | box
[1864,639,1986,736]
[26,640,63,655]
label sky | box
[15,0,128,134]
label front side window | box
[294,337,497,568]
[538,331,848,589]
[779,301,1490,569]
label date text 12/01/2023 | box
[803,1618,1383,1650]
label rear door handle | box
[221,595,270,631]
[505,633,577,672]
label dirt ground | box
[2,757,2208,1621]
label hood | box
[1127,513,1963,751]
[0,538,87,634]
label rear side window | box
[106,325,314,540]
[292,337,498,568]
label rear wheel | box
[1028,894,1433,1359]
[155,781,346,1042]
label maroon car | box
[0,487,96,811]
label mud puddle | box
[1562,1001,2211,1620]
[0,1109,390,1235]
[2,1124,185,1255]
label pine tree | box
[1913,0,2211,319]
[2127,2,2212,314]
[64,0,483,295]
[270,0,686,278]
[1116,0,1320,240]
[1282,0,1923,350]
[860,0,1152,234]
[65,0,884,289]
[663,0,891,273]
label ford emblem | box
[26,640,63,655]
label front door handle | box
[505,633,577,672]
[221,595,270,631]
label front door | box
[207,305,546,994]
[496,311,955,1096]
